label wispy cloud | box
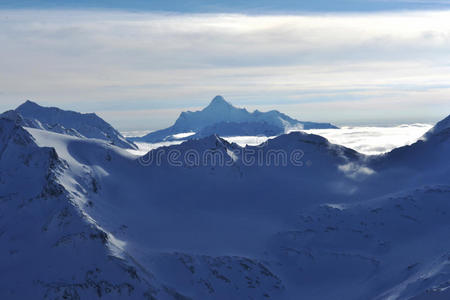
[0,10,449,129]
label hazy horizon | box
[2,96,444,132]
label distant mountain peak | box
[132,95,338,142]
[177,133,231,150]
[205,95,234,110]
[18,99,39,109]
[14,100,137,149]
[17,100,63,115]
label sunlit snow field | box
[123,123,432,156]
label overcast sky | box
[1,1,450,130]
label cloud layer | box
[221,124,432,155]
[305,124,432,154]
[0,10,449,129]
[127,124,432,156]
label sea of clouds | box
[303,123,432,155]
[124,123,432,156]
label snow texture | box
[0,104,449,299]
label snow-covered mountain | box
[1,103,449,299]
[9,100,137,149]
[132,95,337,142]
[0,113,154,299]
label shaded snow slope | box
[132,95,337,142]
[369,114,450,187]
[0,115,159,299]
[1,108,449,299]
[424,114,450,138]
[269,185,450,300]
[11,100,137,150]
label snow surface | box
[13,100,137,150]
[1,107,449,299]
[171,132,196,139]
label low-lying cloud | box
[126,124,433,156]
[305,123,432,155]
[224,124,432,155]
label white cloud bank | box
[222,124,432,155]
[126,124,433,156]
[305,123,432,154]
[0,10,449,129]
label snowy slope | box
[12,100,137,150]
[268,185,450,300]
[368,114,450,189]
[0,115,153,299]
[1,105,449,299]
[19,129,371,299]
[132,95,337,142]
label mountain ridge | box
[12,100,137,150]
[1,101,450,299]
[132,95,338,142]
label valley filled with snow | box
[0,101,449,299]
